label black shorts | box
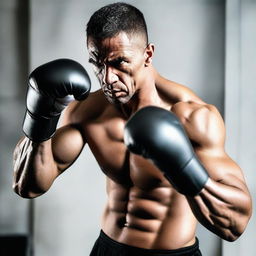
[90,230,202,256]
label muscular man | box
[13,3,252,256]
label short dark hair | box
[86,2,148,44]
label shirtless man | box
[13,3,252,256]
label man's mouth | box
[103,84,127,98]
[104,89,127,98]
[113,90,127,97]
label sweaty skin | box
[13,32,252,250]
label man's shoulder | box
[171,100,225,150]
[171,101,218,121]
[156,74,202,105]
[62,89,110,125]
[155,73,221,124]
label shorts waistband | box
[98,230,200,255]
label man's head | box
[86,2,148,46]
[86,3,154,105]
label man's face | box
[87,32,147,105]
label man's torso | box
[69,78,203,249]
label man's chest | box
[83,113,169,188]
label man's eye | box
[88,58,103,67]
[88,58,96,65]
[111,58,127,67]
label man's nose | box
[103,65,118,85]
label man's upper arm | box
[172,101,252,240]
[51,100,86,173]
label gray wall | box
[223,0,256,255]
[0,0,29,235]
[0,0,255,256]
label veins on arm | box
[188,162,252,241]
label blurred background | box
[0,0,255,255]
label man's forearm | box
[187,178,252,241]
[13,137,58,198]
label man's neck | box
[120,68,163,118]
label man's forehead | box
[87,32,145,57]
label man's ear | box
[144,43,155,66]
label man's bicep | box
[52,124,86,173]
[52,101,86,173]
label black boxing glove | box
[23,58,91,142]
[124,106,209,196]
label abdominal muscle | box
[101,178,198,250]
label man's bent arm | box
[172,102,252,241]
[13,59,90,198]
[13,102,86,198]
